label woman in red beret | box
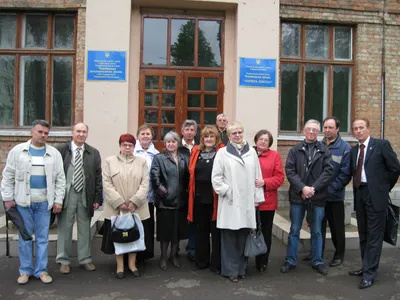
[101,134,150,279]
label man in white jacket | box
[1,120,65,285]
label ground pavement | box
[0,237,399,300]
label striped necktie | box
[73,148,83,192]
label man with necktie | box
[349,117,400,289]
[56,123,103,274]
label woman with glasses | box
[211,121,264,282]
[188,125,224,273]
[101,134,149,279]
[150,131,190,270]
[133,124,159,264]
[253,130,284,272]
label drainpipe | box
[380,0,387,139]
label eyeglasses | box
[305,127,319,133]
[121,143,134,148]
[231,131,243,136]
[258,138,269,143]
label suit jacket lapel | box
[352,144,359,171]
[364,137,375,165]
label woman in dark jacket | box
[150,131,190,270]
[187,125,224,273]
[253,130,284,272]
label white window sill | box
[278,134,358,142]
[0,130,71,137]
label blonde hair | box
[226,121,244,136]
[199,125,222,149]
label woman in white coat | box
[211,121,264,282]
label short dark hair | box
[32,120,50,129]
[323,116,340,129]
[254,129,273,148]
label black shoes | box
[348,269,363,276]
[116,272,124,279]
[329,259,343,267]
[159,258,167,271]
[280,262,296,273]
[187,252,195,262]
[312,264,328,275]
[130,269,140,277]
[257,264,267,272]
[359,279,373,289]
[169,256,181,268]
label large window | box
[142,16,224,69]
[280,23,354,132]
[0,13,76,127]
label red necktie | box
[354,144,365,188]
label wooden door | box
[139,70,224,151]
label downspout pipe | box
[381,0,387,139]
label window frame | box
[279,22,356,133]
[0,11,77,128]
[140,14,225,71]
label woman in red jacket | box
[254,129,284,272]
[188,125,224,273]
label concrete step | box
[0,211,104,257]
[272,212,400,253]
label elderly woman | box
[101,134,149,279]
[188,125,224,273]
[133,124,159,263]
[253,129,284,272]
[150,131,190,270]
[211,121,264,282]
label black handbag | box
[244,209,268,257]
[111,214,140,244]
[384,197,399,246]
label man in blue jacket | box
[321,117,351,267]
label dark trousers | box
[355,185,386,282]
[220,228,248,277]
[137,203,155,261]
[255,210,275,268]
[321,201,345,260]
[194,201,221,270]
[186,223,196,255]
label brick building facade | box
[0,0,399,196]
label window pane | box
[198,21,222,67]
[144,93,158,106]
[161,127,173,141]
[204,94,217,108]
[144,110,158,123]
[0,56,15,125]
[188,94,201,107]
[204,111,217,125]
[54,15,74,49]
[0,15,16,48]
[334,27,352,60]
[143,18,167,66]
[145,76,159,90]
[187,111,200,123]
[171,19,194,66]
[333,67,352,132]
[282,23,300,57]
[204,78,217,91]
[23,15,48,48]
[162,76,175,90]
[188,77,201,90]
[304,64,328,123]
[20,56,47,126]
[306,25,329,59]
[280,64,299,131]
[52,56,72,126]
[161,110,175,124]
[162,94,175,107]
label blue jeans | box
[185,223,196,255]
[285,203,325,266]
[17,202,50,277]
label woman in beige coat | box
[101,134,149,279]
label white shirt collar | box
[359,136,370,149]
[71,141,85,152]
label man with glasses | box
[280,119,334,276]
[216,114,229,145]
[55,123,103,274]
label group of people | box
[1,114,399,290]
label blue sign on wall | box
[239,58,276,88]
[87,51,126,81]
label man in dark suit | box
[349,117,400,289]
[56,123,103,274]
